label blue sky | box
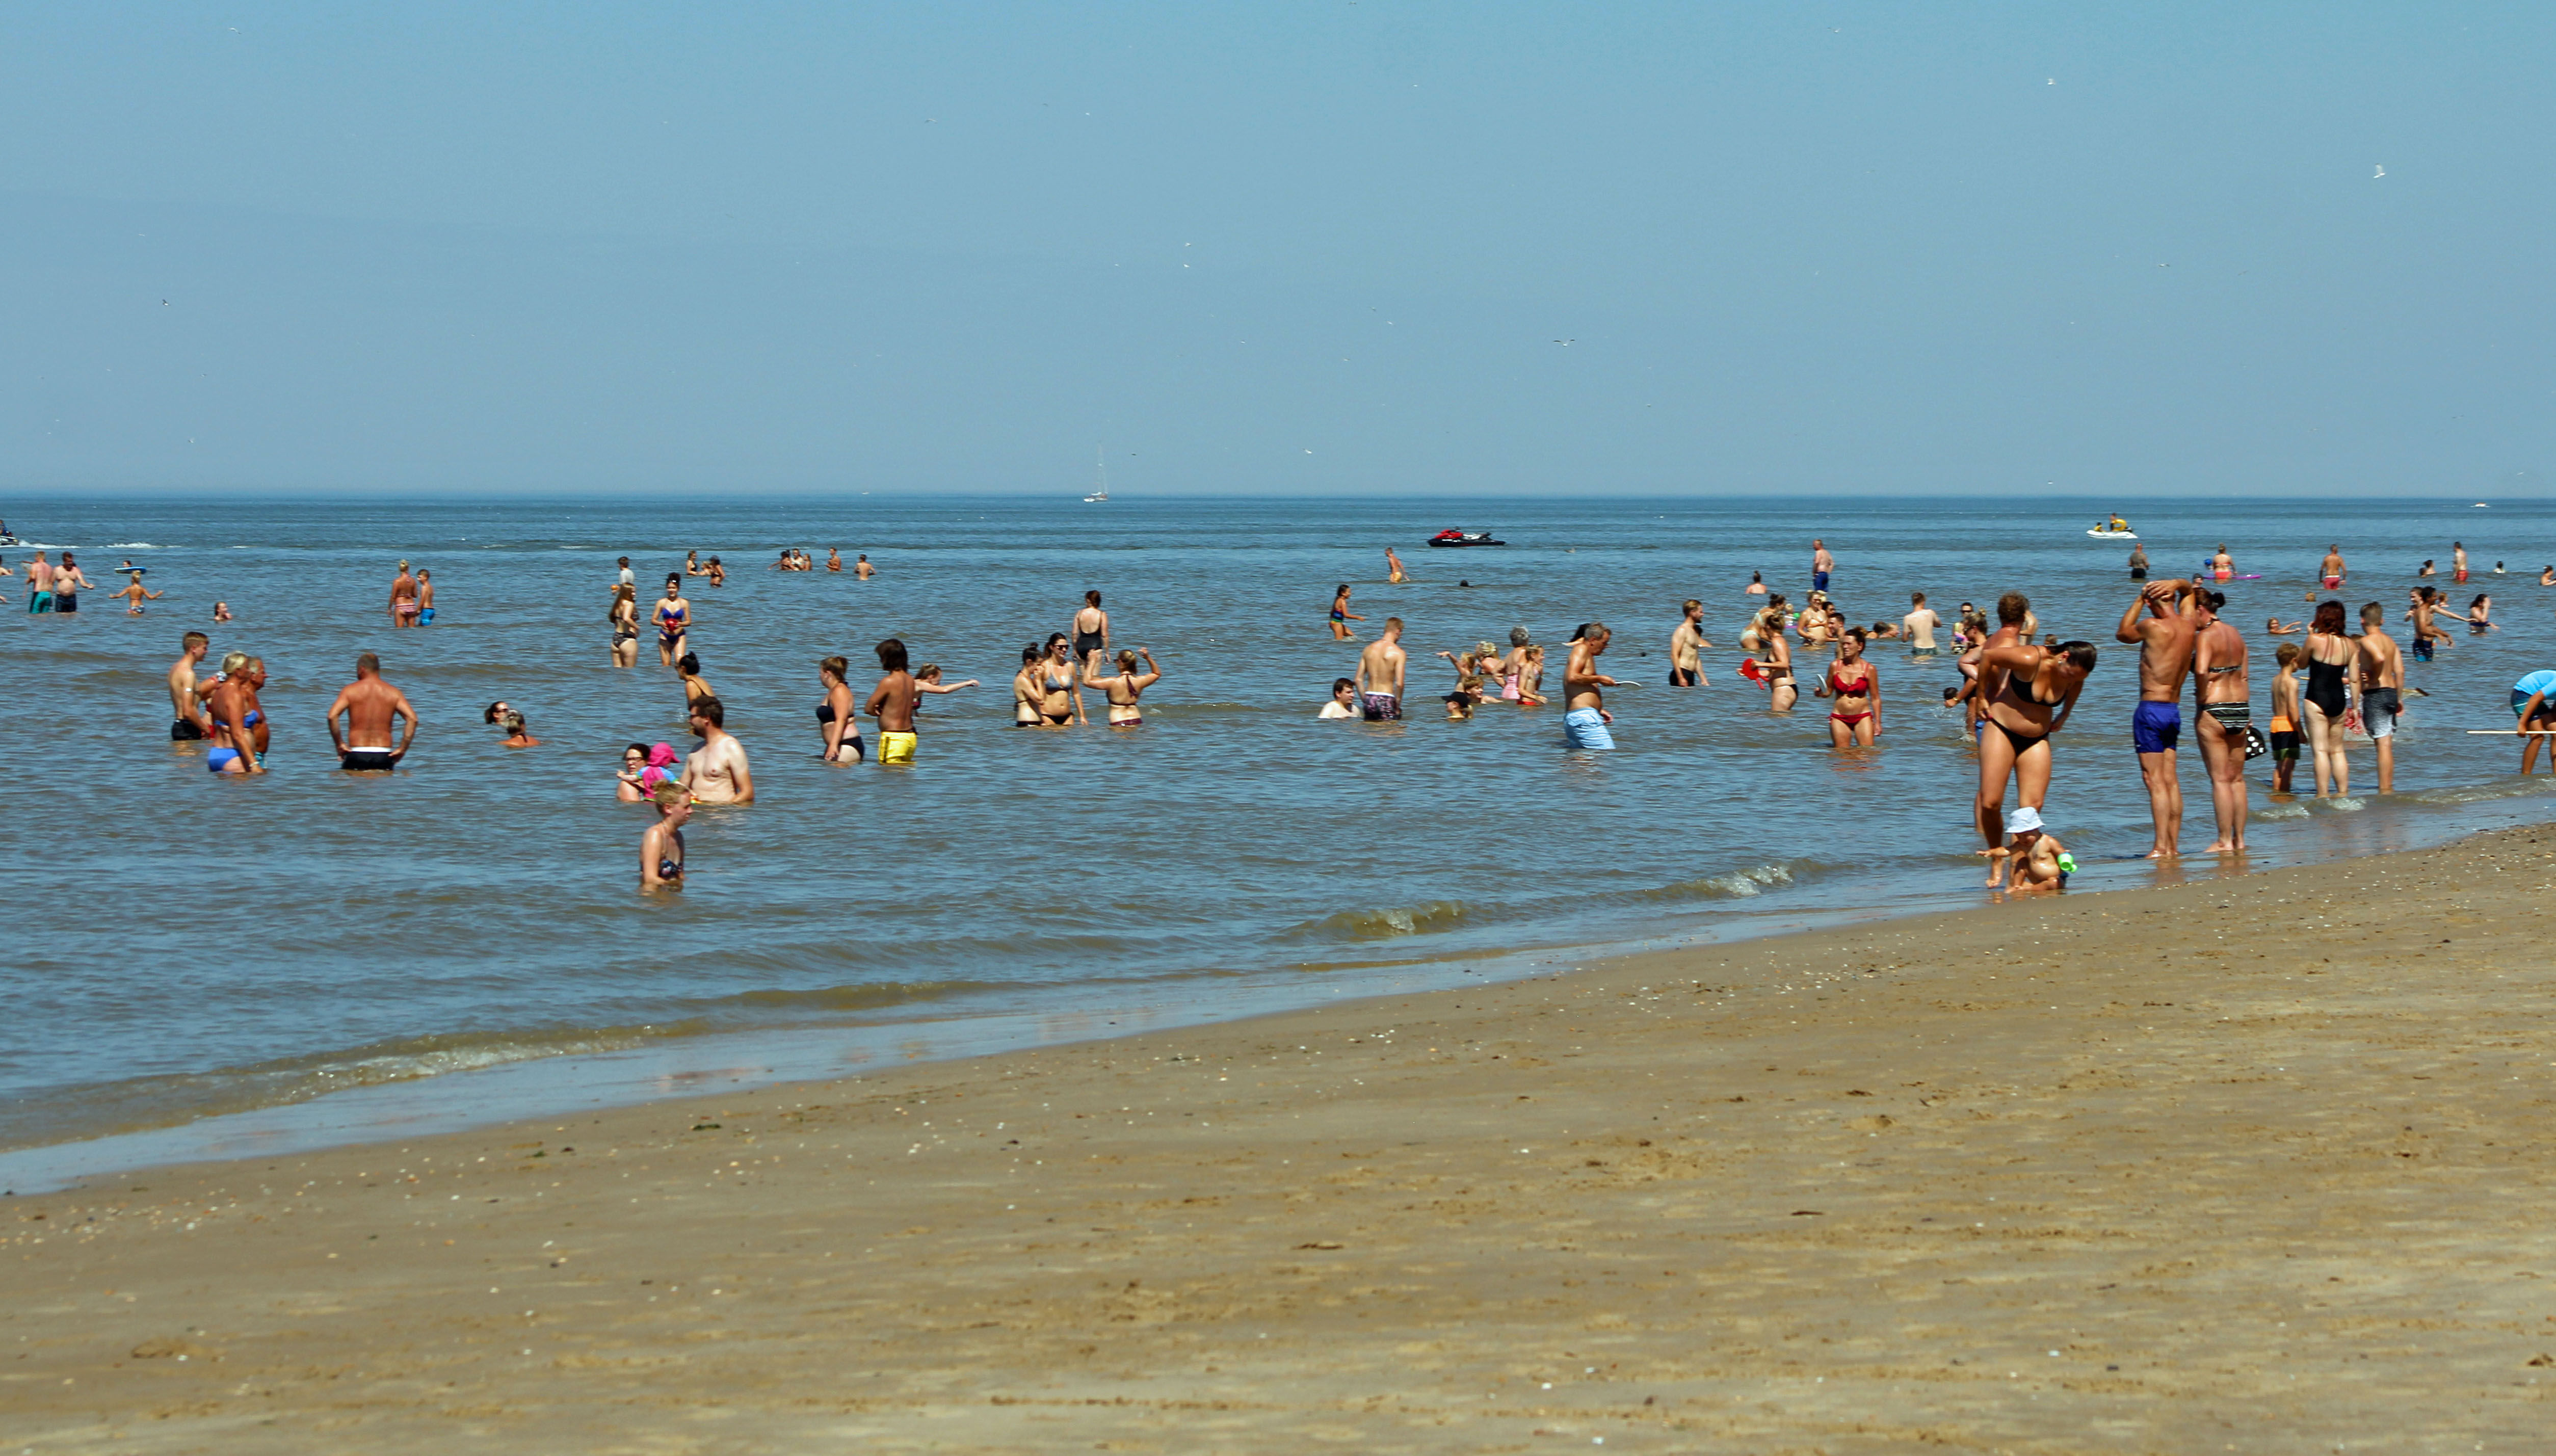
[5,3,2550,495]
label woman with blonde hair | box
[1088,648,1162,726]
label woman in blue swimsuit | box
[654,576,692,665]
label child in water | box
[1978,807,2070,893]
[641,782,690,892]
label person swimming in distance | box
[640,782,691,892]
[499,710,541,748]
[1320,677,1358,718]
[1089,648,1162,726]
[212,600,232,622]
[816,655,864,762]
[2265,616,2302,635]
[827,547,842,572]
[1745,571,1767,596]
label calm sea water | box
[6,493,2550,1157]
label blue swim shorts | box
[1563,706,1616,751]
[2131,699,2181,755]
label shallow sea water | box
[6,492,2550,1167]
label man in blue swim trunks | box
[1810,538,1833,596]
[2117,578,2201,857]
[2514,669,2556,775]
[1563,622,1620,750]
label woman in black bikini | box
[816,655,863,762]
[2301,599,2355,799]
[1972,636,2097,865]
[610,585,640,668]
[1817,627,1882,748]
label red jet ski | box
[1427,530,1507,548]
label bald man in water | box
[326,652,418,771]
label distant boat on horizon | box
[1085,445,1109,503]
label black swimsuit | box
[1986,669,2063,752]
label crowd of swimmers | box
[120,532,2556,897]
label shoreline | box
[9,822,2556,1449]
[8,779,2551,1194]
[6,777,2548,1193]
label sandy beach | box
[9,825,2556,1453]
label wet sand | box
[9,825,2556,1453]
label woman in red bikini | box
[1818,627,1883,748]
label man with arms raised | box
[1563,622,1620,751]
[680,697,755,803]
[2116,578,2201,857]
[325,652,419,772]
[2355,602,2405,793]
[168,631,213,740]
[2188,590,2250,853]
[1357,617,1407,721]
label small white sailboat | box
[1084,446,1109,503]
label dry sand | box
[9,826,2556,1453]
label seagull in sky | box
[2373,165,2385,178]
[1554,339,1573,346]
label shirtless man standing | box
[1386,546,1407,585]
[169,632,213,739]
[1357,618,1408,721]
[1903,592,1942,657]
[2321,544,2347,592]
[865,638,920,764]
[24,552,53,613]
[2189,590,2250,854]
[204,657,268,775]
[854,554,875,580]
[50,553,94,616]
[1668,600,1713,686]
[1563,622,1619,751]
[2356,602,2405,793]
[680,697,755,803]
[388,561,420,628]
[325,652,419,771]
[2116,578,2200,858]
[2453,541,2469,585]
[1810,539,1834,596]
[415,569,435,625]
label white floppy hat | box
[2006,807,2044,834]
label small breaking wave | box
[1282,899,1474,942]
[1646,861,1818,901]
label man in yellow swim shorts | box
[865,636,920,764]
